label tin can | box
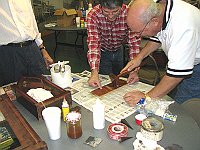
[141,117,164,141]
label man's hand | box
[121,56,142,73]
[41,49,54,68]
[127,68,140,84]
[88,69,102,89]
[123,90,145,107]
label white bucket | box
[50,65,72,88]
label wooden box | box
[0,94,47,149]
[14,76,72,120]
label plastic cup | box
[42,107,61,140]
[135,114,147,126]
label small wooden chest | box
[14,76,72,120]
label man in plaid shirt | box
[87,0,141,88]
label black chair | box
[122,44,162,86]
[181,98,200,128]
[138,54,162,85]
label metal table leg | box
[53,30,61,59]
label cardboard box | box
[76,10,83,17]
[54,9,77,27]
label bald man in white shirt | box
[0,0,53,86]
[122,0,200,106]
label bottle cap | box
[137,98,145,105]
[88,3,92,9]
[96,98,101,104]
[62,98,69,107]
[94,98,104,108]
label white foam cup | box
[42,107,61,140]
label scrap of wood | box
[91,79,127,96]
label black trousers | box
[0,42,46,86]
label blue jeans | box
[99,47,124,75]
[175,63,200,104]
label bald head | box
[127,0,164,36]
[128,0,162,22]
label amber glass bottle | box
[66,112,82,139]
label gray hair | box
[141,1,162,23]
[129,0,162,23]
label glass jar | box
[66,112,82,139]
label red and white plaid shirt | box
[87,4,141,70]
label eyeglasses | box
[136,18,153,36]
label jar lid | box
[67,112,81,122]
[141,117,164,132]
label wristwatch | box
[144,93,151,101]
[39,46,46,51]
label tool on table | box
[119,136,133,143]
[109,70,131,88]
[121,119,133,130]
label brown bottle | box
[66,112,82,139]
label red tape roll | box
[107,123,128,140]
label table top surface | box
[13,93,200,150]
[45,25,87,31]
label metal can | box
[141,117,164,141]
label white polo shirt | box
[150,0,200,77]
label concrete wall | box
[43,0,63,9]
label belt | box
[6,40,35,47]
[101,47,120,52]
